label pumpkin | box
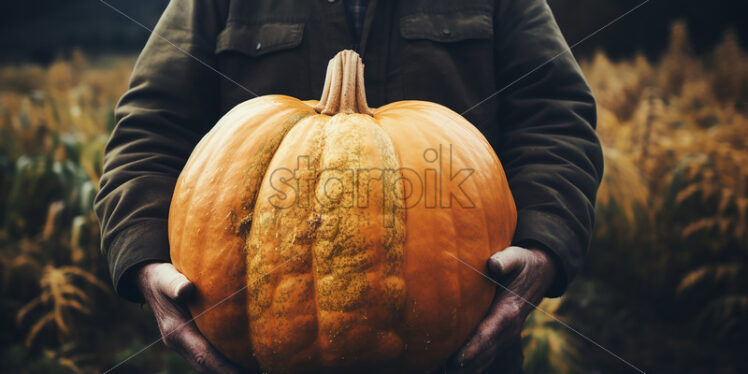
[169,50,516,373]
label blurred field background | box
[0,1,747,373]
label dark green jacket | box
[96,0,601,347]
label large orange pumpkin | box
[169,50,516,373]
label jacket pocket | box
[394,7,496,121]
[399,10,493,42]
[215,21,305,57]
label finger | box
[487,246,526,279]
[446,329,495,374]
[449,297,522,371]
[154,263,196,301]
[165,320,242,374]
[181,328,242,374]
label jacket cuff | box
[511,210,585,298]
[107,220,171,303]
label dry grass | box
[581,24,748,365]
[527,21,748,371]
[589,21,748,250]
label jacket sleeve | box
[94,0,226,302]
[493,0,604,297]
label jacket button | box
[256,42,262,50]
[441,28,451,36]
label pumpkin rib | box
[370,106,431,349]
[408,104,517,348]
[170,98,317,369]
[245,114,326,370]
[373,104,507,370]
[311,113,407,369]
[306,114,328,368]
[247,114,324,368]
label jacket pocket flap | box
[216,22,304,56]
[400,11,492,42]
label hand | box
[136,262,243,374]
[447,246,557,373]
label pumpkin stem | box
[314,50,373,116]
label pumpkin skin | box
[168,51,516,373]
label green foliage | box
[522,299,579,374]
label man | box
[95,0,603,372]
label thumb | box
[487,246,526,279]
[156,264,195,301]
